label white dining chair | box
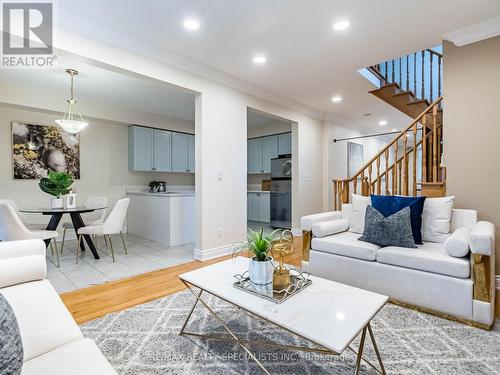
[76,198,130,263]
[60,196,108,254]
[0,202,60,267]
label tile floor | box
[46,233,194,294]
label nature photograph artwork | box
[12,121,80,179]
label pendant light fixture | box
[55,68,88,134]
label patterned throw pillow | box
[0,294,23,375]
[359,206,416,248]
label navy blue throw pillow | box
[371,195,426,244]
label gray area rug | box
[81,290,500,374]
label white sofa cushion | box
[376,242,470,278]
[21,338,116,375]
[421,196,455,243]
[1,279,83,361]
[312,219,349,238]
[312,231,380,261]
[444,228,470,257]
[348,194,371,234]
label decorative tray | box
[233,268,312,304]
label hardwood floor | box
[61,250,303,324]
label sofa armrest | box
[300,211,343,231]
[0,240,47,288]
[470,221,495,256]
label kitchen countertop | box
[247,190,271,194]
[127,191,195,197]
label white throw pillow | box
[421,196,455,243]
[312,219,349,238]
[348,194,371,234]
[444,227,470,257]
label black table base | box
[44,212,100,260]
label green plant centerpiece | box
[39,171,74,209]
[233,228,280,285]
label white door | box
[247,193,260,222]
[262,135,278,173]
[259,193,270,223]
[171,133,189,172]
[153,129,172,172]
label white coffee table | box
[179,257,388,374]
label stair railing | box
[369,49,442,104]
[333,97,443,210]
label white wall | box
[0,104,195,227]
[323,121,390,210]
[52,29,324,259]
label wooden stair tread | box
[407,98,430,106]
[392,90,414,98]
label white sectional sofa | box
[300,203,496,328]
[0,239,116,374]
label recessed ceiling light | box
[331,95,342,103]
[253,55,267,64]
[183,18,200,30]
[333,20,351,31]
[379,120,387,126]
[392,128,399,132]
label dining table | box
[19,206,107,260]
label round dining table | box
[20,206,107,260]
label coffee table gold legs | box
[180,280,270,374]
[179,280,385,375]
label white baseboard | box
[194,244,232,261]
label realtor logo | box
[1,2,56,68]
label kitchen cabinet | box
[247,133,289,174]
[278,132,292,155]
[247,192,270,223]
[153,129,172,172]
[262,135,278,173]
[129,125,195,173]
[172,133,195,173]
[248,138,263,173]
[129,126,153,171]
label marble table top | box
[179,257,388,353]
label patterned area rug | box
[81,290,500,374]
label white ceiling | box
[53,0,500,132]
[0,56,196,121]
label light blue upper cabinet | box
[153,129,172,172]
[262,135,278,173]
[278,132,292,156]
[248,138,263,173]
[171,132,189,172]
[129,126,153,171]
[187,134,195,173]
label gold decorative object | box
[271,230,294,291]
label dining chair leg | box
[61,227,67,255]
[76,235,82,264]
[108,235,116,263]
[104,235,108,248]
[49,241,54,256]
[120,231,128,255]
[52,238,60,268]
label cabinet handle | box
[151,168,157,171]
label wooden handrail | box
[370,125,440,185]
[333,97,443,185]
[426,48,442,58]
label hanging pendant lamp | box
[55,68,88,133]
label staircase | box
[333,48,445,209]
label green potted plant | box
[233,228,280,285]
[39,171,74,209]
